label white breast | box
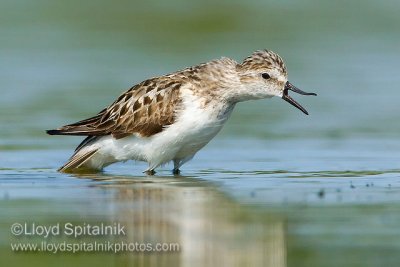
[97,87,235,169]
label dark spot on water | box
[350,182,356,189]
[317,189,325,199]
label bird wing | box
[47,77,184,139]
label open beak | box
[282,81,317,115]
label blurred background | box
[2,0,400,147]
[1,0,400,266]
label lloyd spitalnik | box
[21,222,126,238]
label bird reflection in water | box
[74,173,286,267]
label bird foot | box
[144,169,156,175]
[172,169,181,175]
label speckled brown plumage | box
[240,50,287,75]
[48,77,183,138]
[47,57,239,139]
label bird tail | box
[46,111,107,136]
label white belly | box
[90,98,235,170]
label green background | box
[1,0,400,266]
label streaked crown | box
[240,49,287,77]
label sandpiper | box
[47,49,316,174]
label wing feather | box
[47,77,183,139]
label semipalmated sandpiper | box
[47,49,316,174]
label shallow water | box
[2,0,400,266]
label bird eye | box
[261,73,271,79]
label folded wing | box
[47,77,183,139]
